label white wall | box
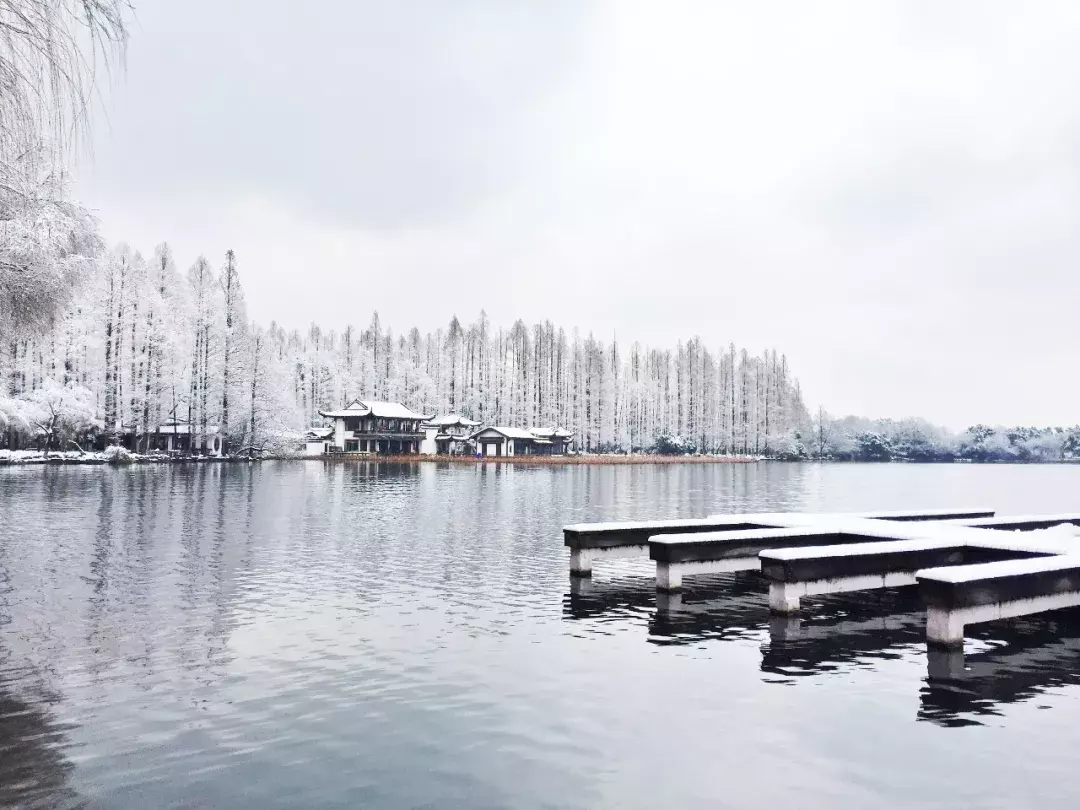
[420,427,439,455]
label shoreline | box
[4,452,1077,468]
[321,453,760,465]
[0,451,762,467]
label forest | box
[2,246,811,455]
[3,243,1077,462]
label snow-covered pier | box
[760,538,1050,615]
[920,556,1080,648]
[650,527,847,591]
[564,508,1080,647]
[563,508,994,576]
[943,513,1080,531]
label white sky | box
[73,0,1080,428]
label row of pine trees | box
[4,245,811,453]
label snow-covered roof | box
[530,427,573,439]
[429,414,481,427]
[305,427,333,439]
[318,400,430,420]
[363,401,430,419]
[318,399,371,419]
[471,426,536,440]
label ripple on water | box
[1,461,1080,807]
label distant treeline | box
[790,415,1080,463]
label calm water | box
[2,461,1080,809]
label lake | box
[2,461,1080,809]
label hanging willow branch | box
[0,1,130,338]
[0,0,131,187]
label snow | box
[318,399,371,418]
[570,512,1080,592]
[320,400,429,420]
[1,449,110,464]
[918,554,1080,584]
[530,427,573,438]
[947,514,1080,528]
[848,507,995,519]
[361,401,431,419]
[429,414,481,427]
[563,513,794,533]
[472,426,536,440]
[651,526,840,546]
[761,537,960,561]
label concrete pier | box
[944,513,1080,531]
[759,539,1048,614]
[565,508,996,576]
[565,515,780,576]
[649,527,846,591]
[918,557,1080,648]
[565,506,1080,650]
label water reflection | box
[566,571,1080,728]
[0,674,81,809]
[921,609,1080,727]
[2,461,1080,807]
[760,591,926,679]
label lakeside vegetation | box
[790,416,1080,463]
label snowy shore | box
[0,449,274,466]
[0,449,761,466]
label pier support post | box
[655,591,683,613]
[768,615,803,641]
[656,564,682,592]
[926,607,966,649]
[569,576,594,597]
[569,548,592,577]
[926,647,966,681]
[769,582,801,615]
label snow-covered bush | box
[104,445,133,464]
[652,431,691,456]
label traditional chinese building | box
[469,426,541,457]
[318,399,431,455]
[528,427,574,455]
[425,414,481,455]
[303,427,334,456]
[148,420,224,456]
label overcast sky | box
[73,0,1080,428]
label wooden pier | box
[564,509,1080,648]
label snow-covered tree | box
[1,0,130,337]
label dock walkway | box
[563,509,1080,648]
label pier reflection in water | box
[565,569,1080,728]
[921,609,1080,727]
